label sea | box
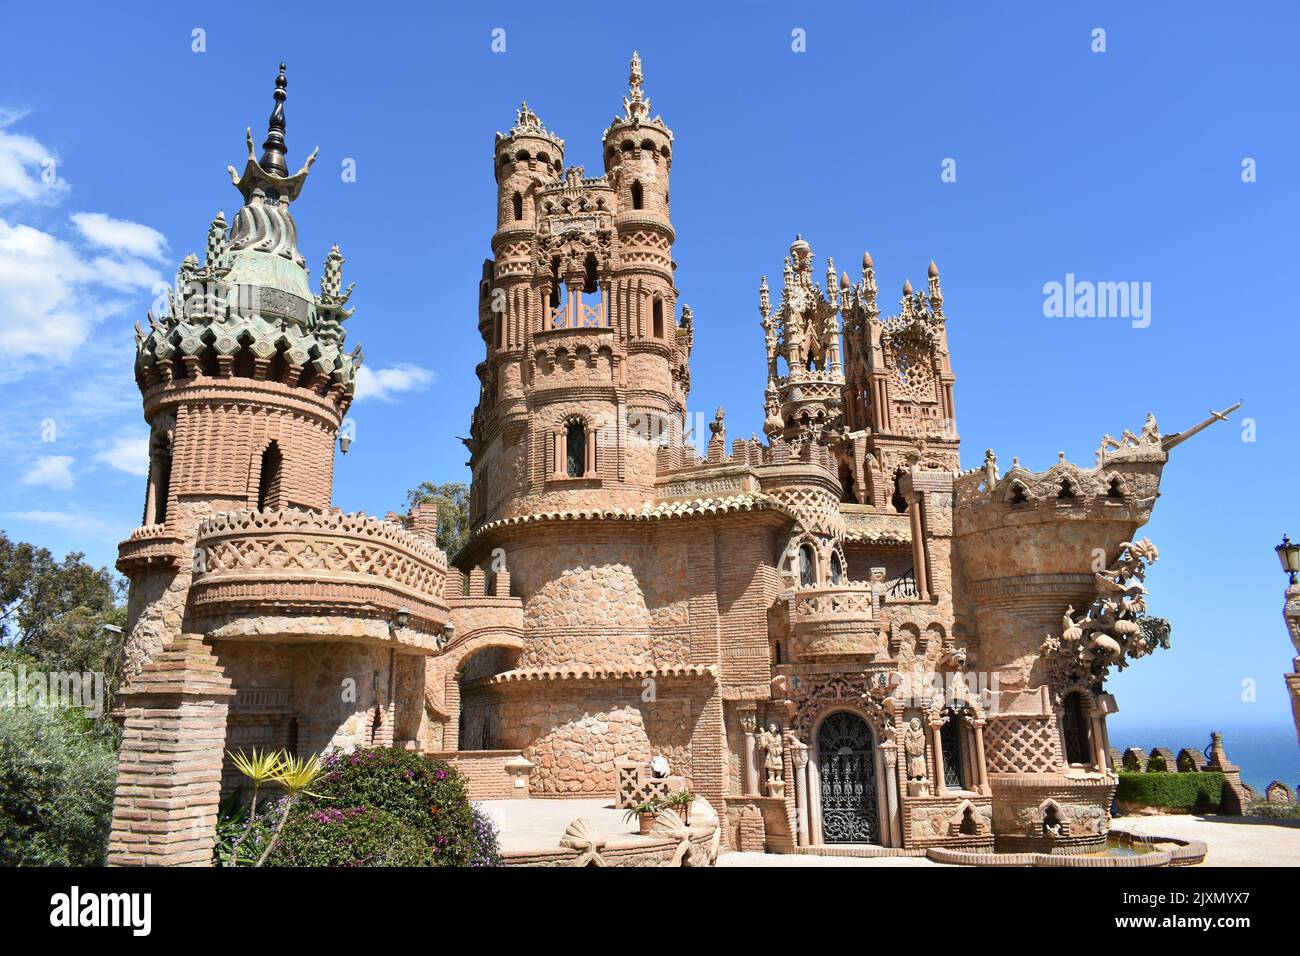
[1108,719,1298,794]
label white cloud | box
[354,364,437,402]
[0,111,167,366]
[21,454,75,491]
[2,510,120,539]
[72,212,167,261]
[95,435,149,477]
[0,111,69,206]
[0,218,163,362]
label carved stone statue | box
[758,722,785,797]
[904,717,929,796]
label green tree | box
[404,481,470,556]
[0,530,124,676]
[0,689,120,866]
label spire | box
[621,51,651,122]
[259,63,289,177]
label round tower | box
[601,51,682,448]
[117,63,359,676]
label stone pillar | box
[740,712,759,795]
[504,755,533,799]
[882,741,901,847]
[930,718,946,795]
[872,744,891,847]
[792,743,809,846]
[107,636,234,866]
[972,719,990,795]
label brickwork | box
[106,58,1229,865]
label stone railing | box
[189,508,450,631]
[117,522,189,573]
[788,584,881,659]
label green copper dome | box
[134,64,360,404]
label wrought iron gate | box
[817,711,879,844]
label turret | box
[119,63,359,675]
[493,102,564,232]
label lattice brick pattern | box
[984,716,1060,774]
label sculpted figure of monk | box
[904,717,928,781]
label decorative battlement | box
[190,507,450,634]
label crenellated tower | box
[117,63,360,676]
[467,53,692,528]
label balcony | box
[188,508,450,645]
[117,523,188,574]
[788,584,883,660]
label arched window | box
[838,462,856,503]
[830,551,844,585]
[257,441,284,510]
[1057,479,1077,499]
[1061,691,1093,765]
[891,471,908,513]
[940,714,965,789]
[583,253,598,295]
[146,427,173,525]
[652,299,664,338]
[1009,482,1029,505]
[631,180,644,210]
[798,545,815,588]
[1107,476,1124,499]
[511,191,523,221]
[565,421,587,478]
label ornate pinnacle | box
[259,62,289,178]
[622,51,650,121]
[205,210,228,268]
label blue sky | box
[0,1,1296,731]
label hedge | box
[1115,771,1225,812]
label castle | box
[106,58,1236,864]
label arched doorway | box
[816,711,879,844]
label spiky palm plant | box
[256,753,325,867]
[224,748,286,867]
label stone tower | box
[467,53,691,526]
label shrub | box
[295,748,499,867]
[266,805,435,867]
[0,704,119,865]
[1116,771,1225,813]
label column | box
[930,718,946,796]
[792,744,810,846]
[882,742,901,848]
[807,757,823,845]
[741,713,758,795]
[972,719,989,795]
[873,744,891,847]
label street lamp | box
[1276,534,1300,585]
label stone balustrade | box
[189,507,450,633]
[116,522,189,572]
[788,584,882,659]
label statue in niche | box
[758,722,785,797]
[904,717,929,796]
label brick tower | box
[467,53,691,526]
[110,64,362,864]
